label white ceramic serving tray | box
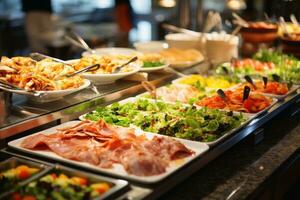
[169,58,204,69]
[0,79,90,103]
[8,121,209,184]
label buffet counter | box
[160,101,300,200]
[0,72,176,139]
[2,62,300,199]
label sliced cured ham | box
[21,120,194,176]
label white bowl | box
[0,79,91,103]
[82,47,140,57]
[134,41,168,53]
[165,33,205,51]
[81,63,141,85]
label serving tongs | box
[231,13,249,35]
[0,79,44,97]
[63,64,100,78]
[65,31,95,54]
[141,81,157,100]
[113,56,138,73]
[244,75,257,90]
[290,14,299,27]
[279,17,292,38]
[203,11,223,33]
[30,52,72,66]
[232,13,249,28]
[242,86,251,102]
[272,74,281,82]
[262,76,268,88]
[217,89,228,104]
[162,24,202,37]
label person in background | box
[115,0,135,47]
[21,0,54,53]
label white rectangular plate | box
[8,121,209,184]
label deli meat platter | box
[8,120,209,184]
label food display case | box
[1,20,300,200]
[1,56,300,199]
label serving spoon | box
[113,56,138,73]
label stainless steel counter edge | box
[0,74,174,139]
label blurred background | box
[0,0,299,58]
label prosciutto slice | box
[21,120,194,176]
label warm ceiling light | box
[227,0,246,10]
[158,0,176,8]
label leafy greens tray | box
[80,98,252,145]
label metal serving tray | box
[79,97,254,146]
[0,155,52,199]
[1,164,130,200]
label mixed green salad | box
[84,99,246,142]
[216,49,300,84]
[253,49,300,83]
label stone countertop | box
[158,107,300,200]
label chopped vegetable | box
[196,89,272,113]
[238,81,289,95]
[0,165,39,194]
[12,172,112,200]
[178,75,238,89]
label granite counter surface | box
[159,107,300,200]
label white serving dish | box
[67,59,141,85]
[134,41,168,53]
[0,79,90,103]
[169,57,204,69]
[8,120,209,184]
[82,47,140,57]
